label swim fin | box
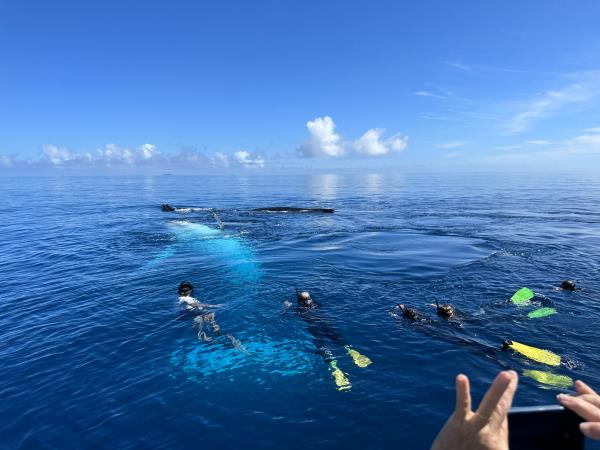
[522,370,573,388]
[527,307,556,319]
[510,287,534,305]
[329,360,351,391]
[345,345,372,368]
[504,340,561,366]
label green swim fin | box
[511,287,534,306]
[345,345,372,368]
[523,370,573,388]
[329,360,351,391]
[505,340,561,366]
[528,307,557,319]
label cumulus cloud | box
[1,143,268,171]
[299,116,344,158]
[43,144,82,165]
[42,143,160,166]
[233,150,265,168]
[212,152,229,167]
[95,143,161,165]
[353,128,408,155]
[299,116,408,158]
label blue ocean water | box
[1,173,600,449]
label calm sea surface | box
[1,173,599,449]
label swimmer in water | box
[435,300,456,319]
[177,281,224,342]
[560,279,576,291]
[288,290,372,390]
[397,304,420,320]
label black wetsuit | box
[297,303,346,362]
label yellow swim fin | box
[523,370,573,388]
[329,360,351,391]
[345,345,372,368]
[504,340,561,366]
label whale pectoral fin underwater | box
[344,345,372,368]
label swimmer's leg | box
[224,334,249,354]
[205,312,221,336]
[344,345,372,368]
[194,315,213,342]
[315,342,351,391]
[329,359,351,391]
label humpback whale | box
[252,207,334,213]
[161,204,334,214]
[161,204,176,212]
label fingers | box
[558,394,600,422]
[575,380,597,396]
[580,422,600,440]
[476,370,518,423]
[574,394,600,409]
[454,374,471,418]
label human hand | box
[431,371,518,450]
[558,380,600,440]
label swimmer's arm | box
[197,303,222,308]
[179,297,204,309]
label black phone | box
[508,404,584,450]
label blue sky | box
[1,0,600,174]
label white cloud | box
[93,143,161,165]
[437,141,466,149]
[299,116,408,158]
[140,143,159,160]
[41,143,164,167]
[524,140,551,145]
[446,61,470,71]
[504,72,600,134]
[233,150,265,168]
[353,128,408,155]
[212,152,229,167]
[43,144,75,165]
[299,116,344,157]
[0,155,14,167]
[573,133,600,145]
[585,126,600,133]
[484,131,600,163]
[412,90,443,98]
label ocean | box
[1,173,599,449]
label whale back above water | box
[252,207,334,213]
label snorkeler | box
[397,304,420,320]
[178,281,222,341]
[560,279,576,291]
[435,300,456,319]
[290,290,372,391]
